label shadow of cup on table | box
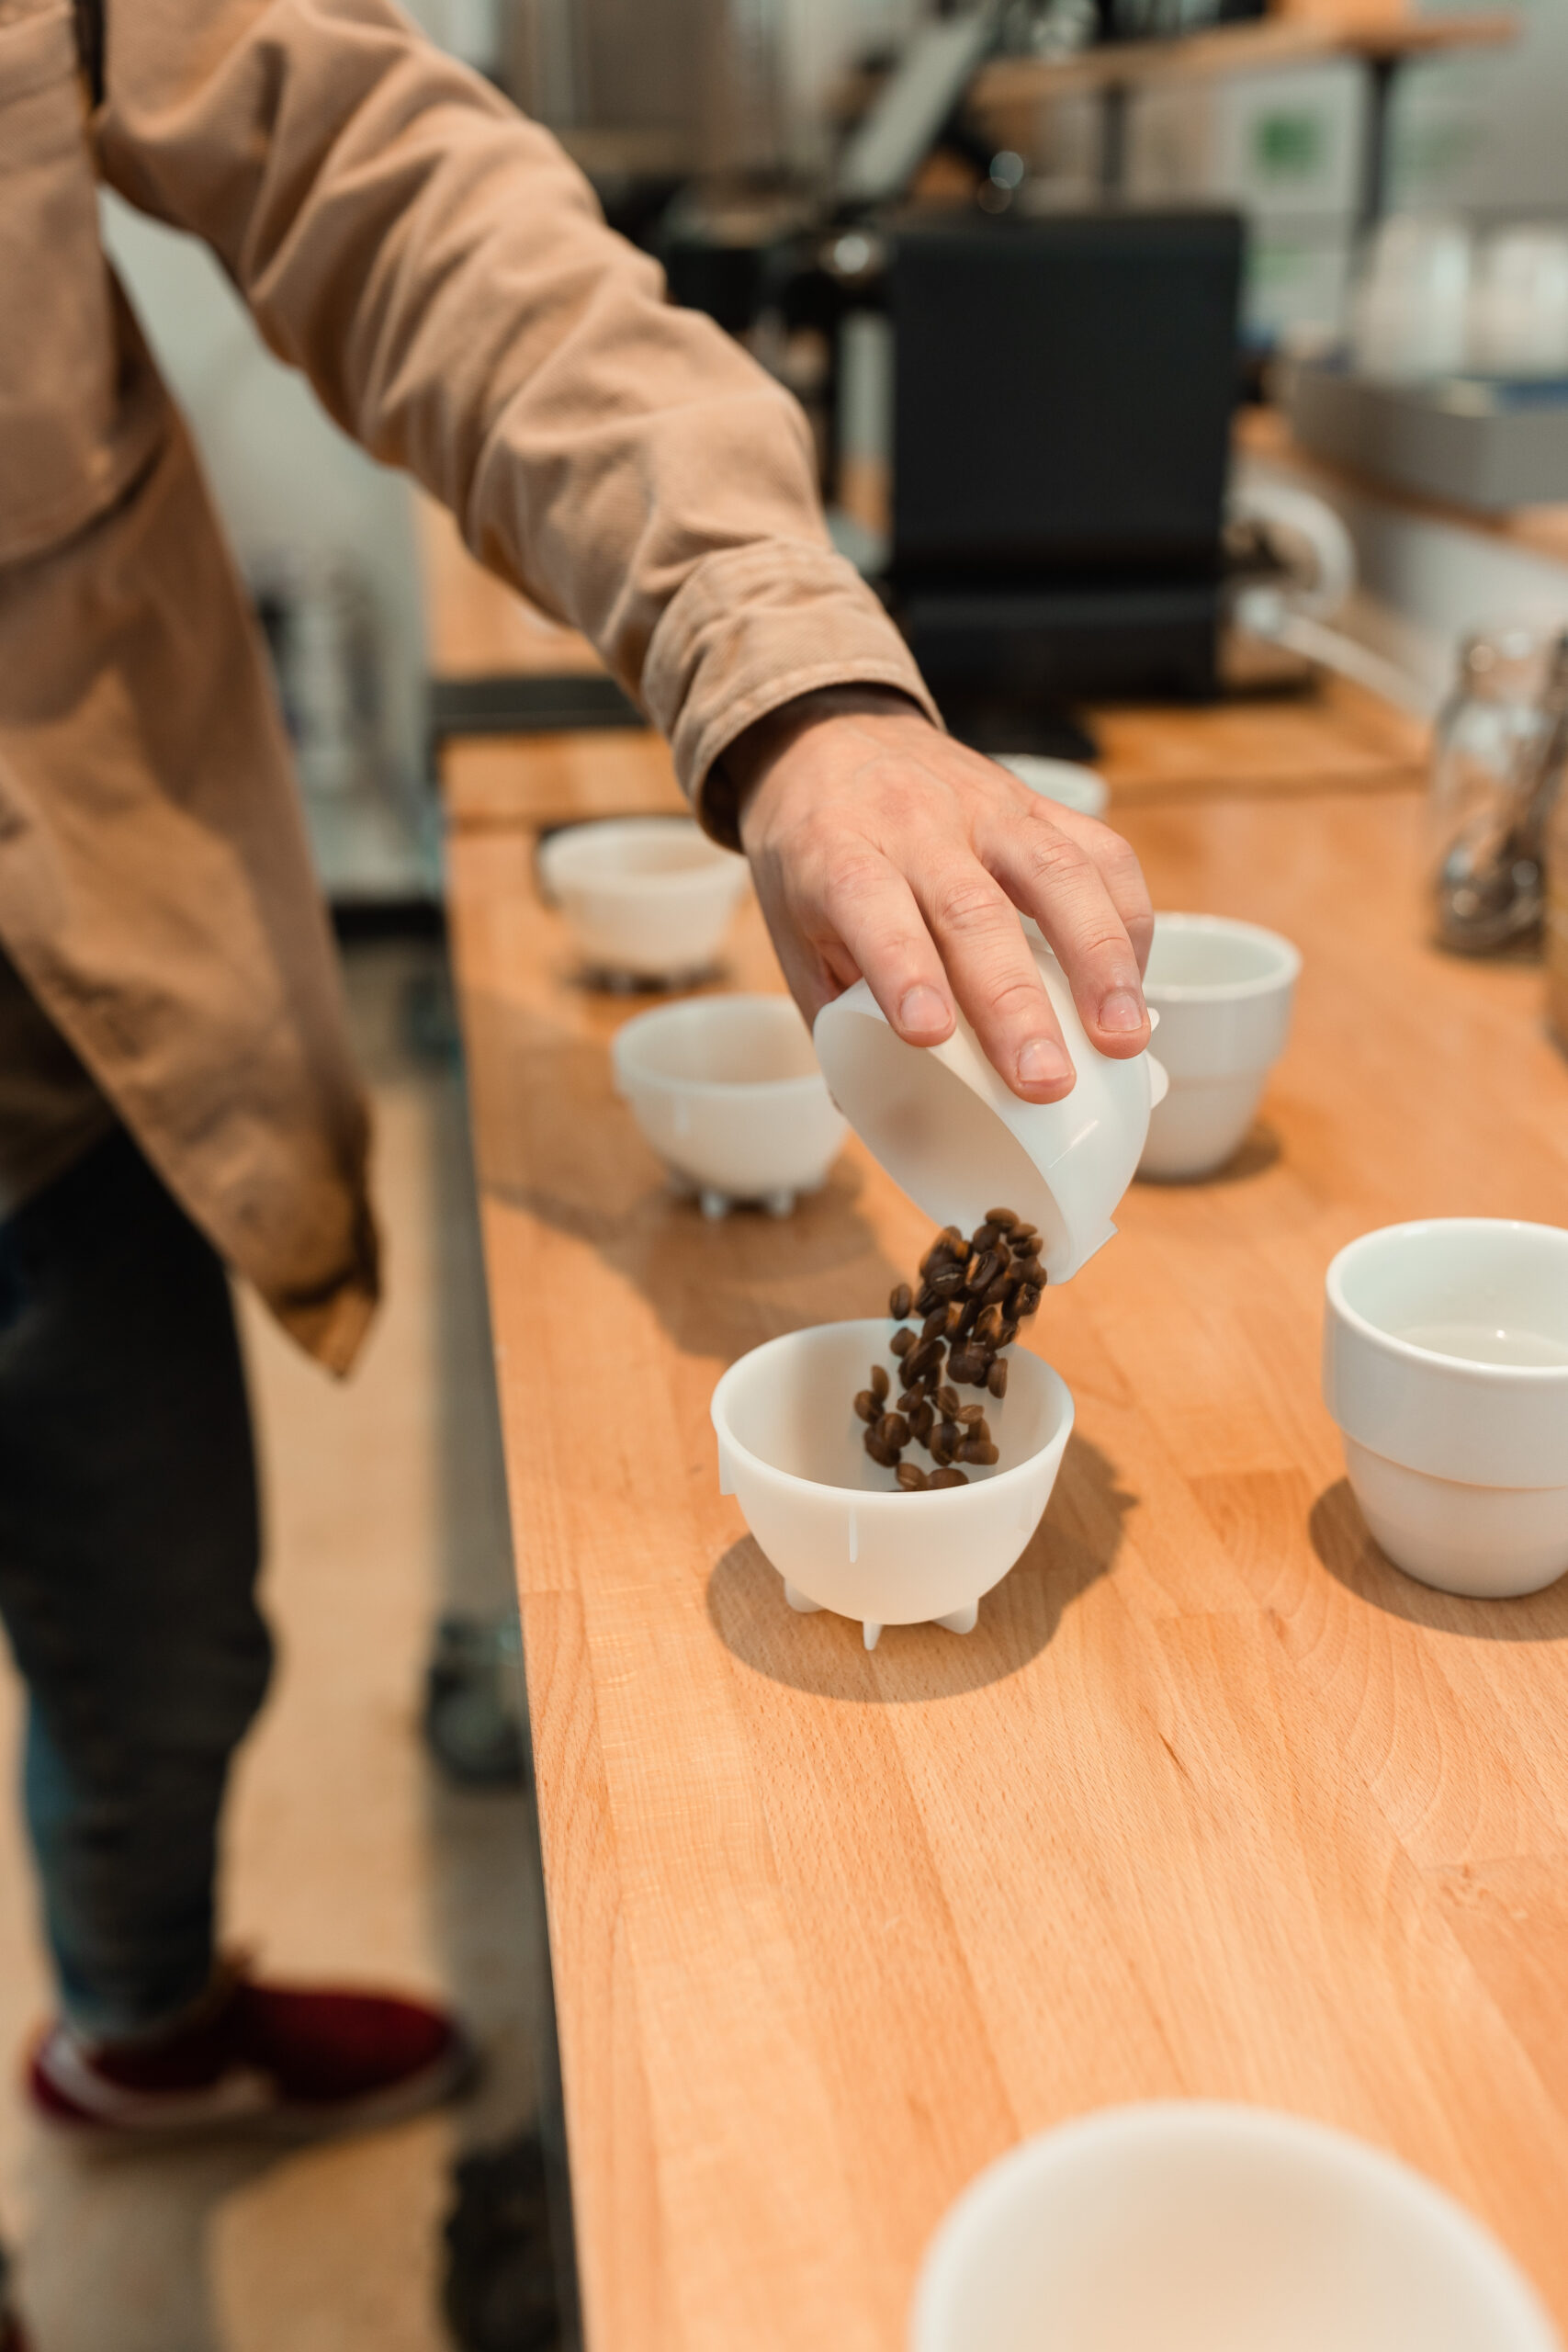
[1310,1478,1568,1644]
[706,1434,1135,1703]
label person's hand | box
[727,688,1153,1104]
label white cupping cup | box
[814,922,1167,1283]
[910,2103,1560,2352]
[1323,1218,1568,1598]
[612,993,846,1219]
[1137,913,1301,1182]
[711,1318,1073,1646]
[537,816,749,982]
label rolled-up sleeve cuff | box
[641,539,942,847]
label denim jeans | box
[0,1128,271,2039]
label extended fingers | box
[815,847,958,1048]
[980,803,1151,1058]
[907,843,1078,1102]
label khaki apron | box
[0,0,378,1370]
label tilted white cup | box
[814,922,1167,1284]
[911,2103,1560,2352]
[1138,913,1301,1182]
[1323,1218,1568,1598]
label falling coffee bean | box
[975,1304,1005,1347]
[985,1206,1019,1228]
[896,1462,928,1491]
[864,1430,897,1467]
[905,1336,944,1381]
[960,1438,1000,1466]
[889,1282,913,1321]
[928,1466,969,1488]
[955,1402,986,1427]
[936,1384,960,1416]
[853,1389,879,1424]
[878,1412,910,1450]
[964,1249,1000,1294]
[870,1363,890,1400]
[987,1359,1009,1400]
[890,1327,915,1359]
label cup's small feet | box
[699,1188,730,1222]
[783,1582,823,1615]
[762,1187,796,1220]
[863,1621,883,1651]
[935,1602,978,1635]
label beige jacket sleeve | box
[93,0,937,834]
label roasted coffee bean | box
[911,1401,935,1443]
[960,1438,1000,1466]
[896,1462,928,1492]
[971,1221,1000,1252]
[864,1430,897,1468]
[982,1275,1010,1308]
[921,1307,948,1340]
[999,1319,1020,1348]
[853,1389,879,1424]
[955,1402,987,1427]
[888,1282,913,1321]
[897,1387,921,1416]
[929,1434,953,1468]
[878,1412,910,1450]
[935,1383,960,1416]
[905,1336,944,1381]
[928,1264,964,1300]
[1010,1225,1038,1250]
[889,1327,915,1359]
[1015,1283,1041,1319]
[938,1417,962,1453]
[928,1466,969,1488]
[1019,1257,1044,1288]
[964,1249,1000,1294]
[985,1206,1019,1228]
[987,1358,1009,1400]
[975,1303,1005,1348]
[870,1362,890,1399]
[940,1298,968,1340]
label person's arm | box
[94,0,1147,1098]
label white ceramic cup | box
[712,1318,1073,1647]
[995,754,1111,820]
[1351,214,1472,382]
[537,816,749,982]
[1469,226,1568,379]
[1323,1219,1568,1598]
[814,922,1167,1284]
[910,2102,1559,2352]
[1136,913,1301,1182]
[611,993,846,1218]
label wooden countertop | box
[444,729,1568,2352]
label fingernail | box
[1018,1036,1072,1089]
[1100,988,1146,1034]
[898,984,950,1036]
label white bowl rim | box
[711,1317,1074,1506]
[1325,1217,1568,1385]
[910,2099,1560,2350]
[613,994,833,1103]
[539,814,739,892]
[1143,912,1303,1003]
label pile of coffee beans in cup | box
[853,1209,1046,1490]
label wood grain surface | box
[443,734,1568,2352]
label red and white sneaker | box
[28,1962,473,2142]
